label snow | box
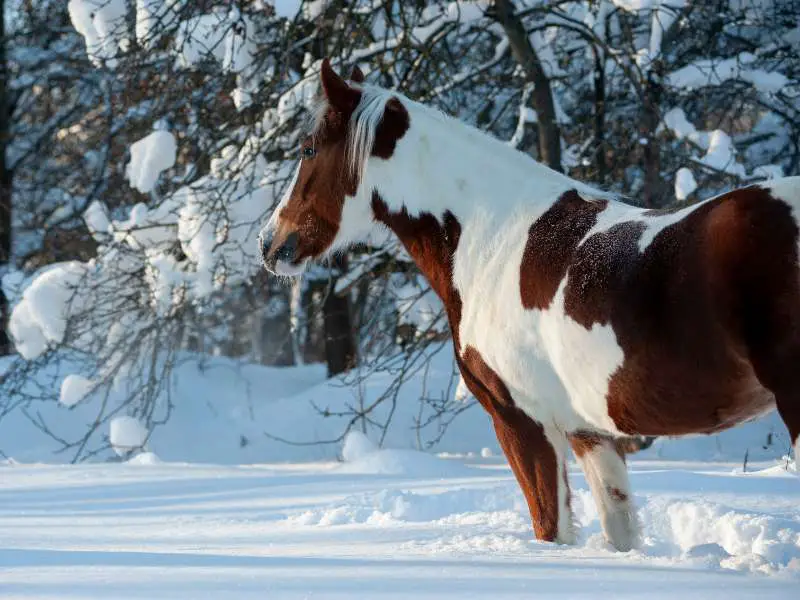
[68,0,129,68]
[1,346,798,596]
[662,107,704,144]
[7,261,88,359]
[82,200,111,238]
[59,374,94,408]
[109,416,149,456]
[0,348,794,466]
[126,130,177,194]
[341,430,377,462]
[611,0,656,9]
[701,130,746,178]
[0,456,797,598]
[174,12,230,68]
[675,167,697,200]
[667,53,789,94]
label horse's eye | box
[302,147,317,159]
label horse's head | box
[259,58,409,276]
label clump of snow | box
[83,201,111,238]
[135,0,182,49]
[753,164,784,180]
[127,130,177,194]
[110,416,149,456]
[700,130,746,177]
[174,12,229,68]
[674,167,697,201]
[667,53,788,94]
[68,0,129,68]
[59,375,94,408]
[126,451,162,465]
[454,374,472,402]
[662,107,706,146]
[644,496,800,575]
[8,262,88,359]
[341,431,377,463]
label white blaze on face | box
[259,162,301,245]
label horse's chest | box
[452,218,625,433]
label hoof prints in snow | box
[286,480,800,576]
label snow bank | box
[338,431,472,477]
[0,347,792,465]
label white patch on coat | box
[763,176,800,223]
[258,162,300,246]
[575,441,640,552]
[547,430,577,545]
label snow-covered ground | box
[1,446,798,599]
[1,352,798,597]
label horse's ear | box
[321,58,360,112]
[350,65,365,83]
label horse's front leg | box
[492,407,575,545]
[570,432,640,552]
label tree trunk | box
[593,46,607,185]
[641,70,668,208]
[323,255,357,377]
[492,0,562,172]
[1,1,12,355]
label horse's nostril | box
[276,232,299,262]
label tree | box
[1,0,797,461]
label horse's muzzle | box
[260,230,300,274]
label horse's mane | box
[310,81,615,203]
[308,84,395,180]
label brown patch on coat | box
[371,198,461,317]
[608,487,628,502]
[372,98,410,160]
[560,185,796,436]
[569,430,649,460]
[520,190,607,310]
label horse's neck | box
[372,195,462,321]
[364,102,594,226]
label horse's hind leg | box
[570,432,640,551]
[750,344,800,463]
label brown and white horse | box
[259,59,800,552]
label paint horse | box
[259,59,800,552]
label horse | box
[259,58,800,552]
